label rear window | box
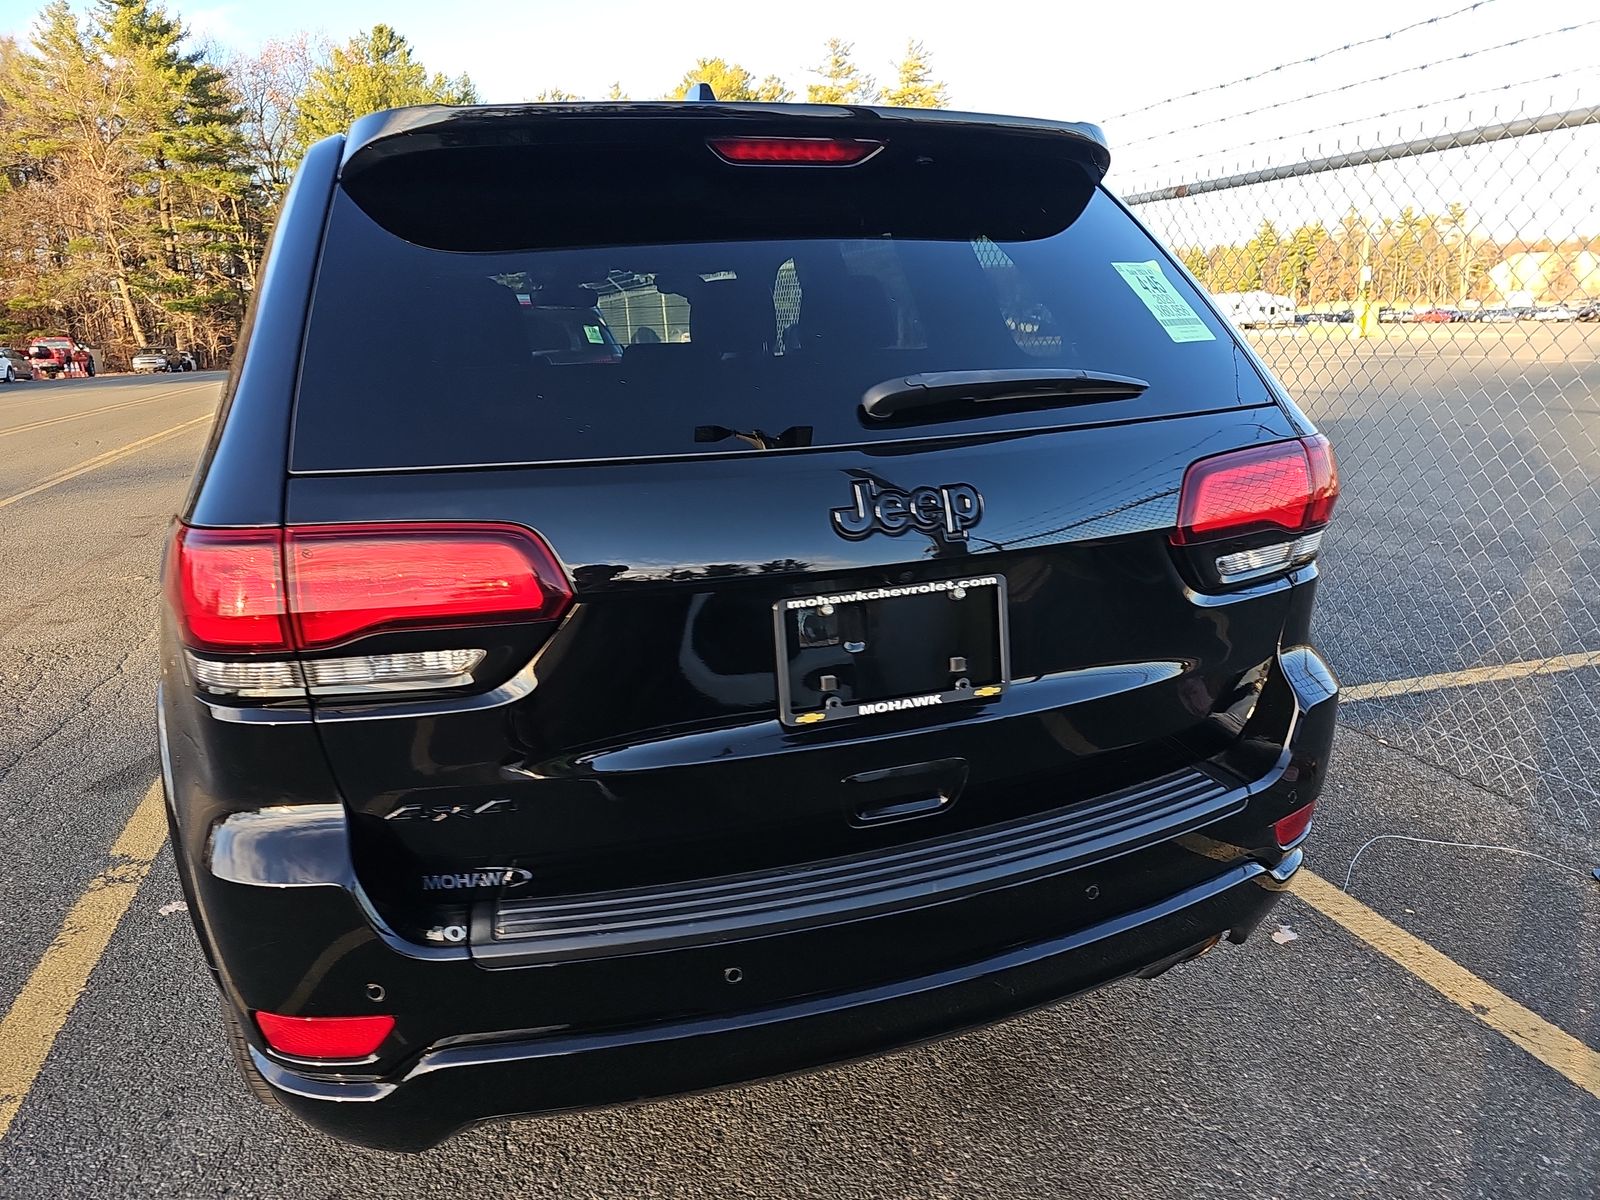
[291,189,1261,471]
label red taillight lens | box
[707,136,882,165]
[1172,435,1339,545]
[1273,801,1316,848]
[167,526,291,652]
[254,1011,394,1060]
[1303,433,1339,526]
[286,524,569,650]
[167,522,570,653]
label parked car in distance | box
[28,336,96,378]
[1532,306,1578,322]
[1415,308,1457,323]
[0,347,35,382]
[132,346,195,372]
[1577,302,1600,322]
[160,99,1342,1152]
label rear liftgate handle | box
[844,758,969,827]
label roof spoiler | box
[337,104,1112,252]
[340,102,1110,183]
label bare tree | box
[226,33,322,210]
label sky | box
[2,0,1597,239]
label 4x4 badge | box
[830,479,983,541]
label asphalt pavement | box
[0,365,1595,1199]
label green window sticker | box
[583,325,604,344]
[1111,261,1215,343]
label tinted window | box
[291,189,1262,470]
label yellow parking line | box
[1,791,1596,1141]
[0,782,168,1141]
[1292,869,1600,1101]
[0,414,211,510]
[1341,650,1600,701]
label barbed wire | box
[1124,67,1600,178]
[1104,0,1501,123]
[1119,18,1600,149]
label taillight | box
[1303,434,1339,525]
[1172,435,1339,585]
[254,1011,394,1060]
[707,136,883,165]
[167,522,571,698]
[166,527,291,652]
[285,524,564,650]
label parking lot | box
[0,350,1596,1197]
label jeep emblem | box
[830,479,983,542]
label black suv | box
[159,101,1340,1151]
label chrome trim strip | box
[1259,846,1305,890]
[249,1047,395,1102]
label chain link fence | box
[1124,102,1600,831]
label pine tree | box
[1278,224,1328,303]
[94,0,254,350]
[293,25,477,151]
[881,39,947,108]
[667,58,792,102]
[753,74,791,102]
[1178,247,1210,285]
[1242,220,1282,291]
[0,0,255,359]
[0,4,124,340]
[806,38,876,105]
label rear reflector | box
[707,136,882,165]
[167,522,571,654]
[1172,435,1339,545]
[1273,801,1316,848]
[254,1011,394,1060]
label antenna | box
[684,82,716,103]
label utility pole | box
[1355,223,1376,339]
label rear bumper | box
[166,642,1338,1152]
[257,851,1300,1152]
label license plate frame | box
[773,575,1010,727]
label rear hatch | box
[281,105,1302,929]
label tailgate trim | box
[473,766,1242,967]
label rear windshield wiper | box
[861,369,1150,422]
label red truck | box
[28,336,99,378]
